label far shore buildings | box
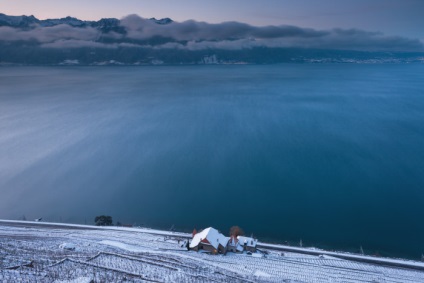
[189,227,258,255]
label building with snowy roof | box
[227,235,258,253]
[237,236,258,253]
[189,227,229,255]
[227,236,244,253]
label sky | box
[1,0,423,41]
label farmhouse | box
[190,227,259,255]
[189,227,229,255]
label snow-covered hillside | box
[1,222,424,282]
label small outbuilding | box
[227,236,244,253]
[189,227,229,255]
[227,235,258,253]
[237,236,258,253]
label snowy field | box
[1,222,424,283]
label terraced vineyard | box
[1,222,424,282]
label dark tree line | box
[94,215,113,226]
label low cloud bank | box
[0,14,422,52]
[0,24,99,43]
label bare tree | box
[229,226,244,237]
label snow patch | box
[254,270,272,277]
[99,240,147,252]
[319,254,344,260]
[54,277,92,283]
[59,243,76,251]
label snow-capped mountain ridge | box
[0,13,173,29]
[149,17,173,25]
[40,16,86,27]
[0,12,422,65]
[0,13,39,27]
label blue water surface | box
[0,64,423,258]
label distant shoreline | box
[1,60,424,67]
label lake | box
[0,64,423,259]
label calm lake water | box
[0,64,423,259]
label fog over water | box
[0,65,423,258]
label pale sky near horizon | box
[1,0,423,40]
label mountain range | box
[0,13,423,65]
[0,13,172,28]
